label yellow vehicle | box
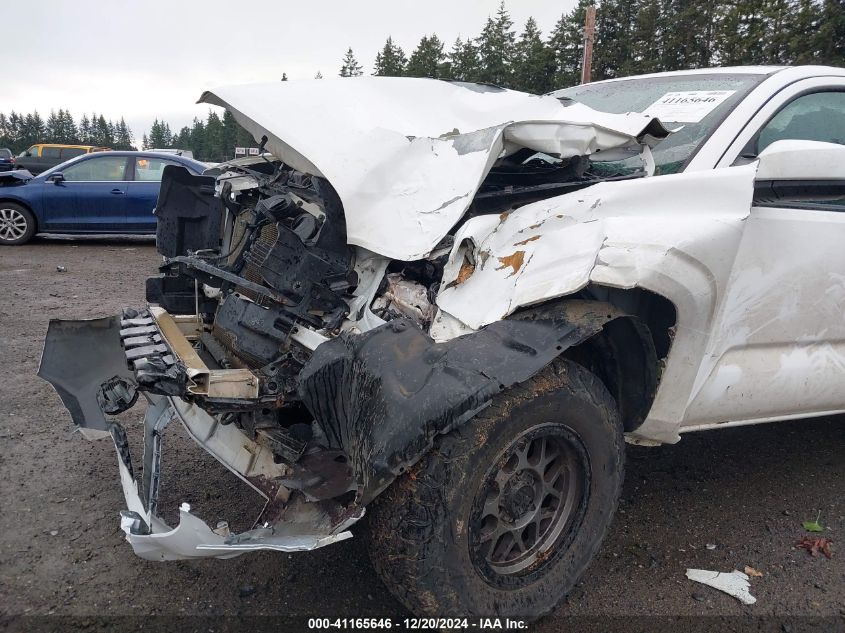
[16,144,110,175]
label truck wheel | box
[366,358,624,620]
[0,203,36,245]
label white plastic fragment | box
[685,568,757,605]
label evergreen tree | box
[115,118,133,149]
[46,110,61,142]
[339,47,364,77]
[447,37,481,81]
[815,0,845,65]
[548,3,590,89]
[475,1,516,86]
[79,114,92,145]
[205,111,225,160]
[512,17,556,93]
[593,0,637,79]
[142,133,149,150]
[191,117,206,159]
[406,35,446,78]
[62,110,78,143]
[373,36,407,76]
[222,110,239,158]
[629,0,663,73]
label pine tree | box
[115,118,133,150]
[548,2,590,89]
[222,110,239,158]
[79,114,92,145]
[142,133,149,150]
[339,47,364,77]
[475,1,516,86]
[447,37,480,81]
[31,111,47,143]
[406,35,446,78]
[714,0,769,65]
[373,36,407,76]
[815,0,845,64]
[629,0,663,73]
[660,0,715,70]
[62,110,78,143]
[46,110,60,142]
[205,111,225,161]
[512,17,556,93]
[593,0,637,79]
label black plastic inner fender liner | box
[298,316,603,501]
[154,165,222,258]
[38,316,136,432]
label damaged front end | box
[39,78,671,560]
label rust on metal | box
[514,235,540,246]
[496,251,526,276]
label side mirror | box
[756,140,845,181]
[48,172,65,183]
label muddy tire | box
[365,358,624,620]
[0,203,36,245]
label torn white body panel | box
[434,165,758,443]
[686,569,757,605]
[200,78,669,260]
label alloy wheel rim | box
[0,208,27,241]
[469,423,589,582]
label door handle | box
[110,188,124,195]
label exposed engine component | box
[371,273,435,327]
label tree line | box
[333,0,843,92]
[2,0,841,162]
[0,110,135,154]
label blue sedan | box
[0,151,206,245]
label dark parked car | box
[0,148,15,172]
[0,151,205,245]
[14,144,111,175]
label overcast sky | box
[3,0,576,143]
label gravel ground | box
[1,238,842,632]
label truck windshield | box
[553,73,770,175]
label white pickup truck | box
[40,65,845,621]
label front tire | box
[366,358,624,620]
[0,203,36,245]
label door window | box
[60,148,86,159]
[134,157,180,181]
[62,156,130,181]
[757,91,845,154]
[19,146,38,157]
[42,147,61,159]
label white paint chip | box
[686,568,757,605]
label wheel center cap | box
[502,471,536,520]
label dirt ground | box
[1,238,842,632]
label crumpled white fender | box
[200,77,670,260]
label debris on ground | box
[705,543,717,550]
[239,584,256,598]
[56,266,67,272]
[802,512,824,533]
[685,568,757,605]
[796,536,833,559]
[744,565,764,577]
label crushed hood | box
[199,77,671,260]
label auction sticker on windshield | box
[643,90,736,123]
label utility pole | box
[580,5,596,84]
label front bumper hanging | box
[39,313,359,561]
